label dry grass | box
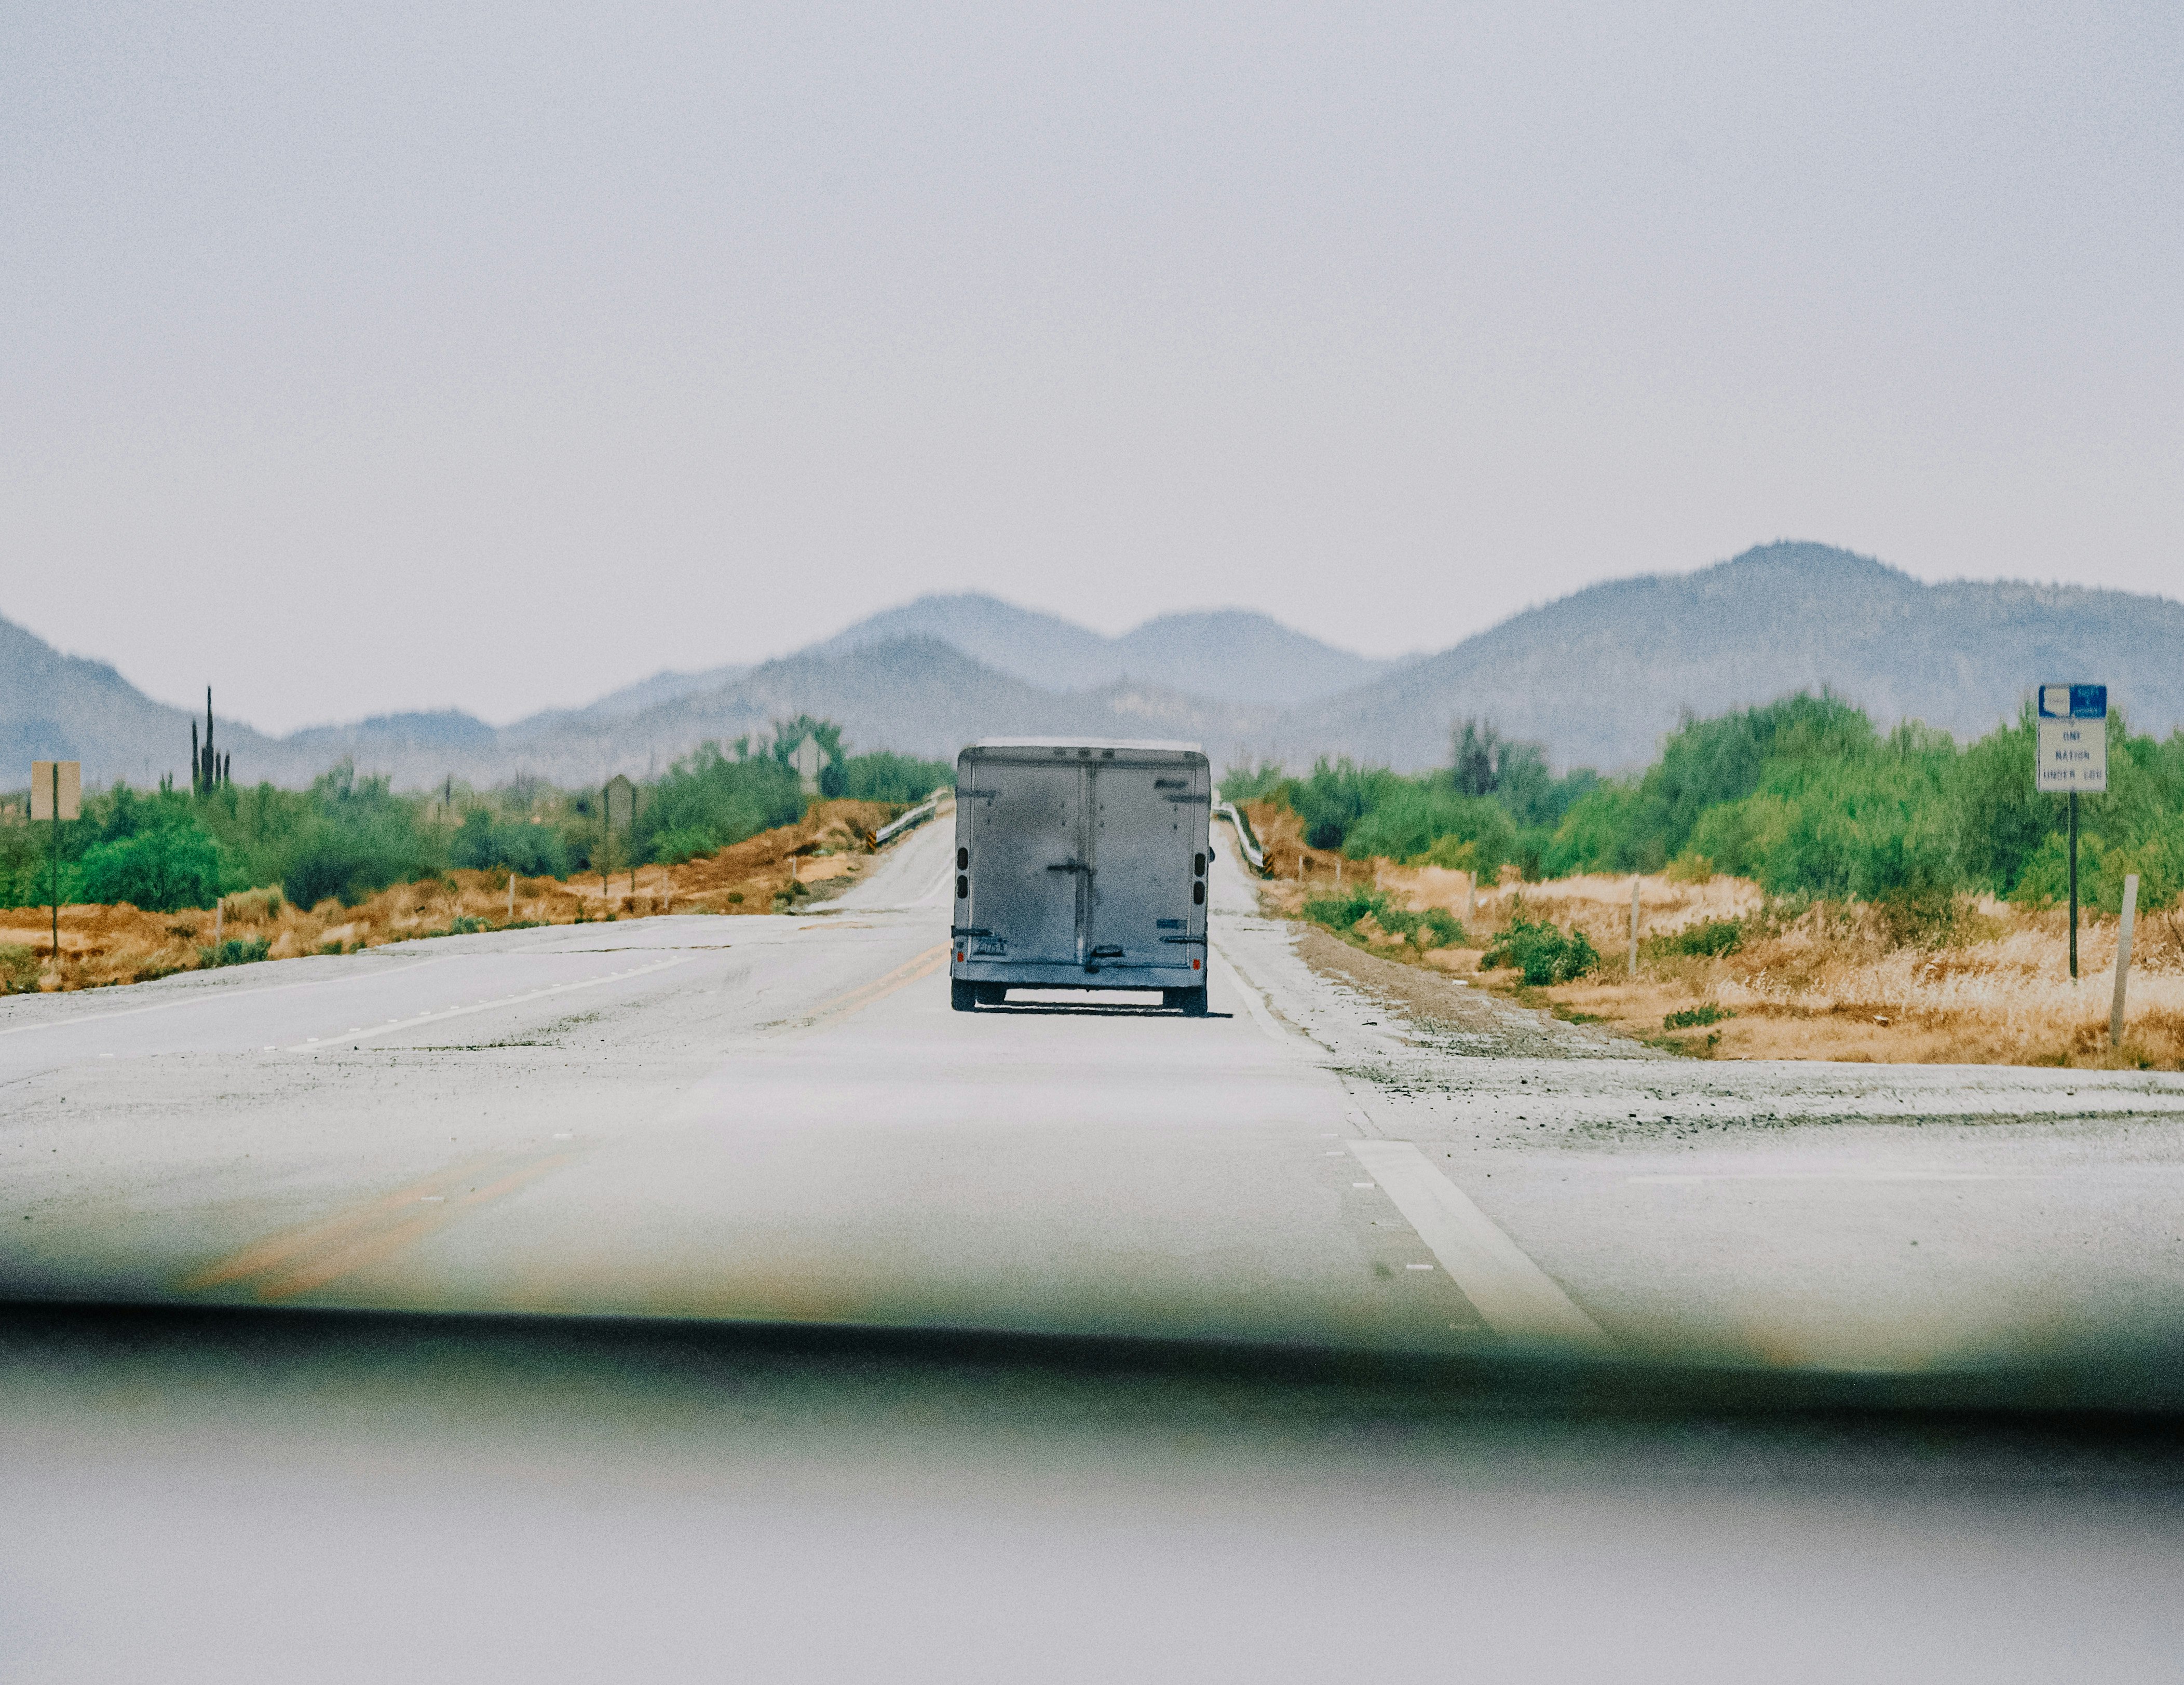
[1241,806,2184,1070]
[0,799,899,996]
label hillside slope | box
[8,544,2180,791]
[795,592,1391,704]
[1282,543,2184,772]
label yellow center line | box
[785,942,949,1034]
[178,1147,577,1301]
[179,1154,505,1289]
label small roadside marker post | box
[2110,874,2140,1049]
[1629,877,1640,977]
[2036,684,2107,982]
[604,775,638,906]
[31,760,82,961]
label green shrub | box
[74,821,225,912]
[199,937,272,968]
[1373,904,1468,952]
[1664,1002,1734,1028]
[1345,784,1518,875]
[1664,917,1745,957]
[649,826,723,866]
[635,741,804,864]
[1482,910,1599,984]
[838,751,953,804]
[1218,762,1287,803]
[1289,758,1404,852]
[272,765,441,908]
[0,943,40,993]
[1302,888,1385,932]
[1418,907,1467,948]
[1304,889,1467,953]
[452,810,568,876]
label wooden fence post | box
[2110,873,2140,1048]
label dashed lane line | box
[280,955,691,1051]
[1348,1138,1610,1350]
[0,957,449,1039]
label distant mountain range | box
[6,546,2182,792]
[1286,543,2184,773]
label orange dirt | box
[0,799,901,995]
[1237,814,2184,1071]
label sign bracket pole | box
[50,762,61,961]
[2067,790,2079,981]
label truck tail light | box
[1192,959,1201,970]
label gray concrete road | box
[7,814,2184,1373]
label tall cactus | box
[189,689,228,794]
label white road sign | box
[604,773,639,831]
[789,735,825,795]
[2036,684,2107,793]
[30,760,81,822]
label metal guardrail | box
[873,790,947,847]
[1215,802,1268,876]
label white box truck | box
[950,739,1213,1014]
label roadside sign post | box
[31,760,82,960]
[605,775,638,902]
[2069,791,2079,979]
[2036,685,2107,981]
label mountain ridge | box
[1276,543,2184,771]
[6,543,2182,791]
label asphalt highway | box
[7,812,2184,1369]
[9,813,2184,1682]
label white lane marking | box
[1348,1139,1609,1349]
[282,955,690,1051]
[0,958,448,1039]
[1209,942,1291,1047]
[1627,1171,2009,1186]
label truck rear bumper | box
[948,959,1203,991]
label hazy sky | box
[6,3,2178,732]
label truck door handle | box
[1046,861,1090,874]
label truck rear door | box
[1087,764,1199,971]
[967,757,1084,964]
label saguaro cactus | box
[189,690,229,794]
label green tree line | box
[1225,694,2184,913]
[1,726,952,914]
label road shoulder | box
[1291,923,1667,1061]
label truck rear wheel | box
[1164,986,1209,1016]
[951,980,978,1012]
